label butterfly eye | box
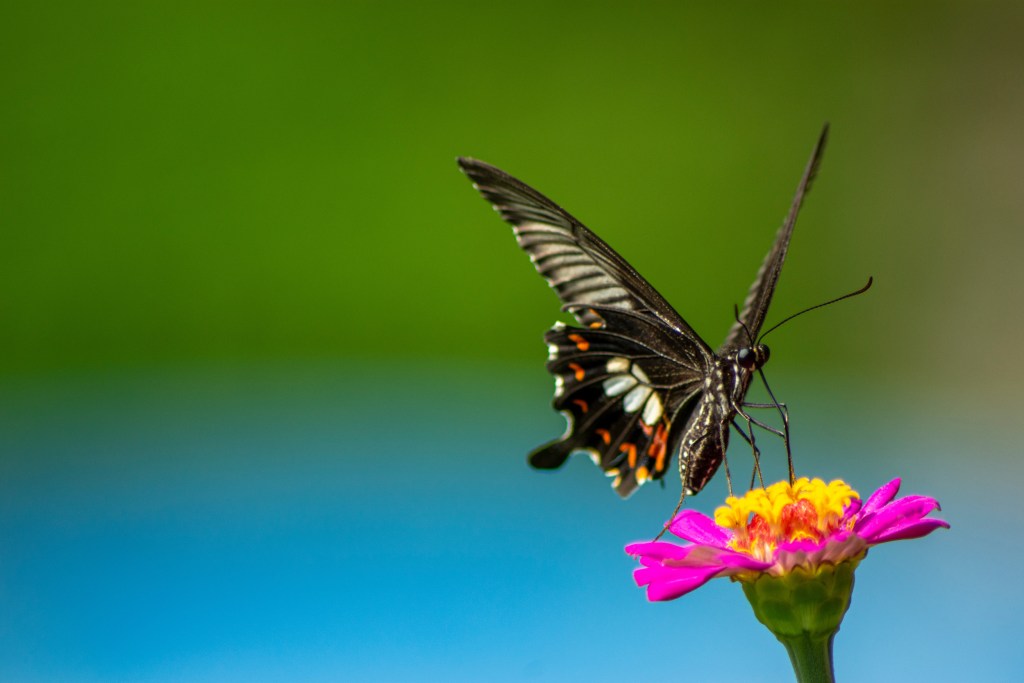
[738,345,771,370]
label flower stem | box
[778,632,835,683]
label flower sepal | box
[741,557,860,638]
[741,558,861,683]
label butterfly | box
[458,126,829,499]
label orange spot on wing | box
[620,442,638,468]
[654,445,667,473]
[635,466,650,484]
[572,398,589,413]
[589,321,603,329]
[568,333,590,351]
[649,422,670,472]
[640,422,653,436]
[596,428,611,445]
[568,362,585,381]
[648,422,668,456]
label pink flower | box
[627,477,948,601]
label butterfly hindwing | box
[532,333,667,497]
[531,313,705,497]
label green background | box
[4,1,1021,393]
[2,2,1022,682]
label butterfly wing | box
[458,158,705,339]
[721,124,829,351]
[534,309,707,497]
[459,158,714,497]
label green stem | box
[778,631,836,683]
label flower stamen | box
[715,478,859,560]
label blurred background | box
[2,2,1022,681]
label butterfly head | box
[736,344,770,371]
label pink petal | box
[713,549,773,572]
[667,509,732,547]
[674,544,736,567]
[633,560,715,587]
[855,496,942,541]
[841,497,863,522]
[642,565,723,601]
[633,564,680,585]
[625,540,695,562]
[868,517,949,544]
[777,533,867,571]
[778,537,828,554]
[871,494,941,515]
[861,478,901,515]
[633,558,727,585]
[815,534,867,564]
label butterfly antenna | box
[758,277,873,343]
[733,303,755,346]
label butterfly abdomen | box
[677,361,743,495]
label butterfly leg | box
[654,487,688,542]
[718,421,735,498]
[656,428,715,542]
[755,368,794,484]
[655,435,706,541]
[731,419,765,490]
[738,403,787,435]
[735,408,784,437]
[742,400,788,413]
[736,404,794,486]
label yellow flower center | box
[714,478,860,562]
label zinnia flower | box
[627,477,946,600]
[626,477,947,683]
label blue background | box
[2,2,1022,681]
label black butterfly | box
[459,126,828,499]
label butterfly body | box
[459,127,828,498]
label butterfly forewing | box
[722,125,829,352]
[458,158,704,338]
[459,128,828,498]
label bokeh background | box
[2,2,1022,681]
